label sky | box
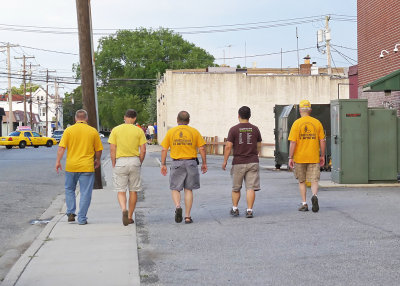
[0,0,357,96]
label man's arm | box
[160,147,168,176]
[288,141,296,169]
[257,142,262,155]
[222,141,233,170]
[319,139,326,167]
[94,150,102,169]
[139,143,146,164]
[110,143,117,168]
[55,146,66,174]
[198,145,207,174]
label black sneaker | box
[67,213,76,222]
[230,208,239,216]
[175,207,183,223]
[311,195,319,212]
[298,204,309,212]
[246,210,253,218]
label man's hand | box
[288,158,295,169]
[55,161,62,174]
[161,165,168,176]
[94,158,101,169]
[222,161,227,170]
[319,156,325,167]
[201,163,208,174]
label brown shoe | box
[298,204,309,212]
[128,218,134,224]
[122,210,129,226]
[67,213,76,222]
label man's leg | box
[64,172,78,216]
[184,189,193,218]
[171,190,181,208]
[311,182,319,196]
[299,182,307,202]
[171,190,182,223]
[246,190,255,209]
[117,192,127,211]
[128,191,138,219]
[77,172,95,224]
[232,191,240,207]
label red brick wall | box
[358,0,400,110]
[349,65,358,98]
[358,0,400,87]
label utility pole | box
[325,16,332,75]
[76,0,102,189]
[28,63,40,129]
[40,69,56,136]
[0,43,18,133]
[15,55,35,126]
[296,27,300,74]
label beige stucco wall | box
[157,71,349,157]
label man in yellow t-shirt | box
[160,111,207,224]
[288,100,326,213]
[108,109,147,226]
[55,109,103,225]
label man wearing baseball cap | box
[288,100,326,212]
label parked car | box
[0,129,57,149]
[52,130,64,142]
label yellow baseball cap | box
[299,100,311,108]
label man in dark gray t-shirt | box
[222,106,262,218]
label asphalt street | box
[137,152,400,285]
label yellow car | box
[0,130,57,149]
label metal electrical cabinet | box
[274,104,331,169]
[331,99,369,184]
[368,108,398,181]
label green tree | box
[12,83,40,95]
[93,28,215,128]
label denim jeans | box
[65,171,95,224]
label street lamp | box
[380,50,389,58]
[393,43,400,53]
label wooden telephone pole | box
[0,43,18,133]
[15,55,35,126]
[76,0,102,189]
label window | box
[32,132,41,137]
[9,131,20,136]
[24,132,32,137]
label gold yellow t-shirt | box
[59,121,103,172]
[288,116,325,163]
[108,124,147,158]
[161,125,205,159]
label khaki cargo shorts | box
[294,163,320,183]
[231,163,260,191]
[113,157,142,192]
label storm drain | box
[29,218,52,225]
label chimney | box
[300,55,312,75]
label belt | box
[173,158,196,161]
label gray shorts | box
[113,157,142,192]
[169,159,200,191]
[231,163,260,191]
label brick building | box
[357,0,400,113]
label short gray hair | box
[75,109,88,120]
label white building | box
[157,65,350,157]
[0,87,62,136]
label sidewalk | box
[2,156,141,286]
